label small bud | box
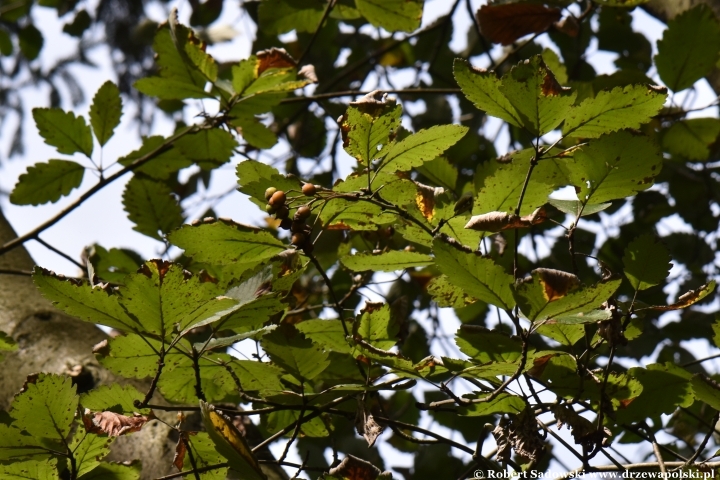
[265,204,277,214]
[264,187,278,200]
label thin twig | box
[0,124,202,257]
[34,236,84,270]
[297,0,336,66]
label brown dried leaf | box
[83,409,154,437]
[173,433,188,471]
[355,399,384,448]
[257,47,296,74]
[464,207,547,232]
[415,183,437,221]
[477,3,561,46]
[328,455,388,480]
[534,268,580,301]
[644,281,716,311]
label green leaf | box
[120,260,241,337]
[77,461,141,480]
[453,59,522,127]
[536,323,585,346]
[134,77,211,100]
[432,237,515,310]
[95,334,160,379]
[195,325,277,352]
[174,129,238,168]
[63,9,91,37]
[615,363,692,424]
[258,0,325,34]
[455,326,523,364]
[356,303,400,350]
[231,57,257,94]
[514,270,621,322]
[691,374,720,410]
[459,393,526,416]
[552,309,612,324]
[18,24,42,60]
[89,81,122,146]
[0,424,54,461]
[235,117,278,149]
[0,28,12,55]
[32,108,93,156]
[179,432,227,480]
[236,160,302,208]
[416,156,458,191]
[226,359,285,393]
[498,55,576,136]
[548,199,611,217]
[541,48,567,85]
[159,351,237,403]
[474,147,568,216]
[200,401,266,480]
[80,384,147,415]
[169,221,286,267]
[0,458,58,479]
[380,125,468,173]
[87,246,142,285]
[133,22,212,100]
[122,176,184,241]
[261,325,330,381]
[662,118,720,161]
[341,99,402,168]
[33,268,139,332]
[562,84,667,139]
[355,0,422,32]
[427,275,476,309]
[70,431,113,478]
[11,374,77,441]
[655,5,720,92]
[562,131,662,205]
[296,319,354,354]
[341,251,433,272]
[623,234,671,291]
[118,136,192,180]
[9,160,84,206]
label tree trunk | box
[0,209,177,479]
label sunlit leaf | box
[9,159,84,206]
[623,233,671,291]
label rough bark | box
[0,209,177,479]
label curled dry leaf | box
[172,432,190,470]
[533,268,580,301]
[328,454,391,480]
[83,408,154,437]
[464,207,547,232]
[477,3,561,46]
[642,281,716,311]
[415,183,441,221]
[355,398,384,448]
[256,47,296,74]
